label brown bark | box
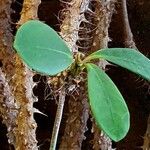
[17,0,41,26]
[0,0,17,147]
[59,81,89,150]
[12,0,41,149]
[119,0,137,49]
[90,0,116,149]
[0,70,17,146]
[60,0,91,53]
[0,0,41,149]
[12,55,37,150]
[59,0,91,149]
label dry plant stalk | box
[60,0,90,52]
[0,0,41,149]
[17,0,41,26]
[119,0,137,49]
[0,70,17,145]
[12,55,37,150]
[89,0,116,149]
[12,0,41,149]
[0,0,17,147]
[59,81,89,150]
[59,0,90,149]
[91,0,114,50]
[91,0,116,70]
[50,87,66,150]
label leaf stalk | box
[49,88,66,150]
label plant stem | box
[49,87,66,150]
[120,0,137,49]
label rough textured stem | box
[0,0,40,148]
[91,0,114,50]
[60,0,90,52]
[0,0,14,78]
[119,0,137,49]
[59,0,90,149]
[90,0,116,149]
[91,121,112,150]
[17,0,41,26]
[0,0,17,147]
[50,88,66,150]
[91,0,116,69]
[59,82,89,150]
[60,0,115,149]
[12,55,37,150]
[12,0,41,149]
[0,70,17,146]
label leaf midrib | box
[89,65,116,126]
[35,46,73,59]
[97,53,150,71]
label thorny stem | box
[49,87,66,150]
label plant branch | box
[59,80,89,149]
[60,0,90,53]
[0,0,16,147]
[17,0,41,26]
[49,87,66,150]
[59,0,90,149]
[0,69,17,146]
[90,0,116,149]
[120,0,137,49]
[13,0,41,149]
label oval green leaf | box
[86,48,150,81]
[14,20,73,75]
[86,63,130,142]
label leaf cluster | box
[14,20,150,142]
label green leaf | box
[86,63,130,142]
[14,20,73,75]
[86,48,150,81]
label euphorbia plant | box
[14,20,150,149]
